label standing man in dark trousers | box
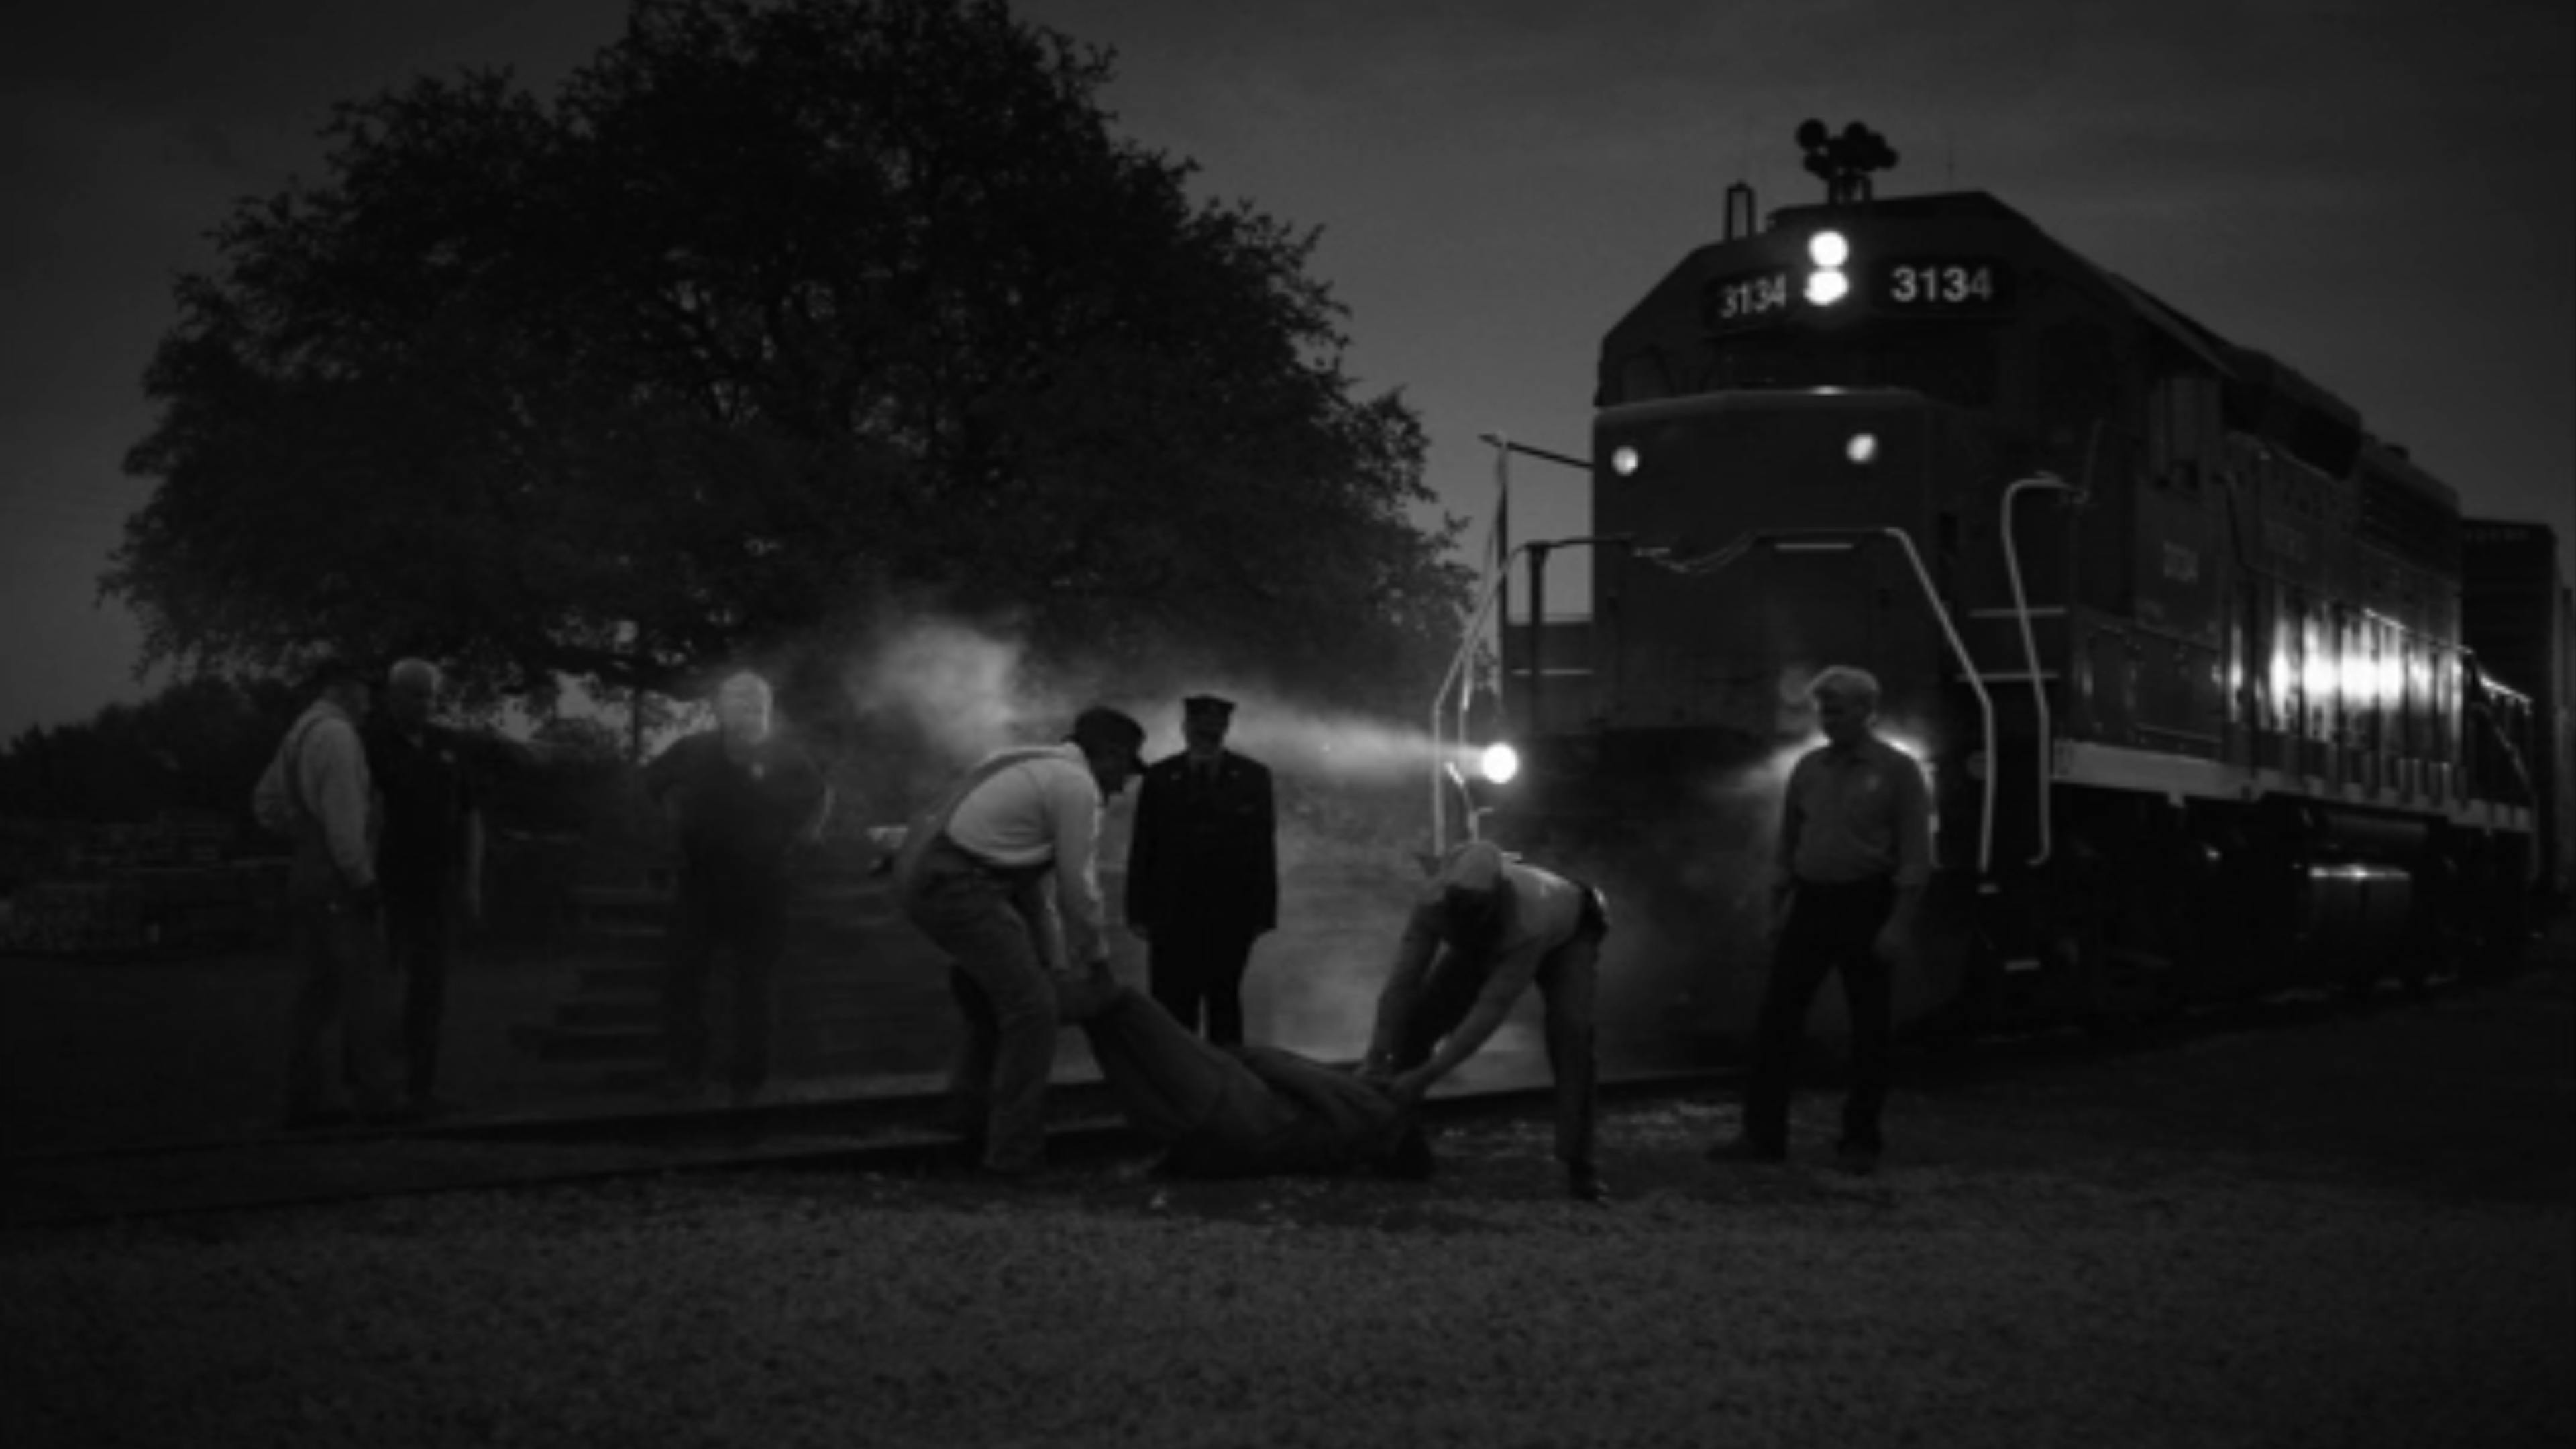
[254,657,400,1129]
[364,658,485,1119]
[1126,694,1278,1044]
[1710,665,1932,1175]
[644,671,832,1108]
[1359,839,1613,1203]
[900,706,1147,1176]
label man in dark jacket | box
[363,658,485,1118]
[1124,694,1278,1044]
[643,671,832,1107]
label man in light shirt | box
[1709,665,1933,1175]
[900,706,1147,1175]
[253,657,400,1128]
[1359,839,1613,1203]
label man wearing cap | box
[254,657,402,1128]
[643,670,833,1107]
[901,706,1146,1175]
[1358,840,1613,1202]
[1124,693,1279,1044]
[1709,664,1931,1176]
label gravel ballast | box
[5,966,2571,1448]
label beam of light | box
[841,616,1042,766]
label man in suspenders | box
[254,657,400,1128]
[900,707,1146,1176]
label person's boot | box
[1567,1161,1611,1204]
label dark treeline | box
[0,676,302,826]
[102,0,1475,750]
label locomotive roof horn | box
[1798,119,1899,205]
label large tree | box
[109,0,1469,724]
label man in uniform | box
[363,658,485,1118]
[1125,693,1278,1044]
[1359,839,1612,1202]
[900,706,1147,1176]
[643,670,833,1108]
[1708,665,1931,1175]
[254,657,400,1128]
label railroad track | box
[0,1057,1739,1230]
[0,966,2518,1230]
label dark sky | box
[3,0,2569,738]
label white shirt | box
[252,700,378,890]
[945,743,1110,965]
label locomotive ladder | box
[1988,474,2082,869]
[1639,524,2003,877]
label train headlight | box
[1478,741,1521,785]
[1610,445,1640,478]
[1804,229,1851,307]
[1846,431,1878,464]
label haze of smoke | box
[841,616,1050,768]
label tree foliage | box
[0,676,304,824]
[110,0,1470,727]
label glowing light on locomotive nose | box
[1610,445,1640,477]
[1805,268,1849,305]
[1807,231,1850,267]
[1478,741,1521,784]
[1846,432,1878,464]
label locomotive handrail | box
[1430,544,1530,855]
[2002,474,2078,867]
[1641,525,2000,875]
[1430,535,1635,855]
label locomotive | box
[1450,127,2573,1045]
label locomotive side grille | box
[2358,468,2461,575]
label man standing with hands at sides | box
[644,670,833,1108]
[1709,665,1932,1176]
[1359,839,1613,1203]
[256,657,400,1129]
[900,706,1148,1177]
[1125,694,1278,1044]
[364,659,485,1120]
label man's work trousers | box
[904,841,1058,1173]
[284,897,400,1119]
[1148,926,1259,1046]
[1743,876,1896,1155]
[663,875,785,1095]
[385,890,451,1106]
[1081,985,1303,1159]
[1390,924,1603,1171]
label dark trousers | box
[385,891,451,1104]
[1148,926,1259,1045]
[906,841,1057,1173]
[284,897,398,1117]
[664,877,785,1092]
[1081,985,1301,1152]
[1744,877,1896,1153]
[1391,921,1603,1171]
